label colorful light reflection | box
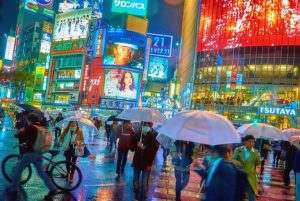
[198,0,300,51]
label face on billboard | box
[103,29,146,71]
[104,69,139,100]
[54,8,92,40]
[148,57,168,80]
[58,0,103,18]
[198,0,300,51]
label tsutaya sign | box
[259,107,297,116]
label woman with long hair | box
[118,71,137,99]
[60,121,84,183]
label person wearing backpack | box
[60,120,84,183]
[5,113,58,200]
[116,120,135,175]
[194,144,237,201]
[233,135,260,201]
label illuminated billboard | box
[54,8,92,40]
[40,40,51,53]
[4,36,15,61]
[198,0,300,51]
[51,39,85,55]
[111,0,148,17]
[24,0,54,17]
[104,69,140,100]
[58,0,103,18]
[103,29,146,71]
[148,57,169,81]
[147,33,173,57]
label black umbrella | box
[106,115,122,122]
[17,104,44,117]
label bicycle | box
[1,144,83,191]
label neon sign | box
[51,39,85,55]
[259,107,297,116]
[111,0,148,17]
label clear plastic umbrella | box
[117,107,165,123]
[290,135,300,149]
[157,110,240,145]
[282,128,300,138]
[237,123,285,140]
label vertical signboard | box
[46,59,56,101]
[5,36,16,61]
[87,58,105,104]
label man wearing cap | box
[104,42,143,68]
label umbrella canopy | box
[282,128,300,138]
[290,135,300,149]
[105,115,122,122]
[237,123,285,140]
[157,110,240,145]
[117,107,165,123]
[17,104,44,116]
[55,116,100,135]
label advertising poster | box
[54,8,92,40]
[40,40,51,54]
[148,56,169,80]
[58,0,103,18]
[24,0,54,13]
[104,69,140,100]
[111,0,148,17]
[87,58,105,104]
[103,29,146,71]
[86,18,102,57]
[5,36,15,61]
[147,33,173,57]
[51,39,85,55]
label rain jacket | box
[233,146,260,195]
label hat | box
[114,42,138,50]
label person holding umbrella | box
[60,121,84,183]
[233,135,260,201]
[171,140,195,201]
[116,120,135,175]
[131,122,159,200]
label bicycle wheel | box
[50,161,82,191]
[1,154,32,185]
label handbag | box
[74,144,85,157]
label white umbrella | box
[157,110,240,145]
[117,107,165,123]
[237,123,285,140]
[290,135,300,149]
[282,128,300,138]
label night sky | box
[0,0,19,58]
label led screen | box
[24,0,54,13]
[198,0,300,51]
[58,0,103,18]
[103,29,146,71]
[54,8,92,40]
[104,69,140,100]
[148,56,168,80]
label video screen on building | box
[198,0,300,51]
[104,69,140,100]
[58,0,103,18]
[24,0,54,13]
[102,29,146,71]
[148,56,168,80]
[54,8,92,40]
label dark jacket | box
[132,129,159,169]
[195,159,237,201]
[117,127,135,152]
[285,145,297,168]
[294,150,300,173]
[174,141,195,168]
[18,124,39,154]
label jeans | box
[162,147,170,162]
[55,127,61,139]
[109,136,116,152]
[133,167,151,200]
[116,149,128,173]
[10,152,57,192]
[247,183,256,201]
[296,173,300,201]
[175,169,190,200]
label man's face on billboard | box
[113,45,135,66]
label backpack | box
[234,167,248,201]
[33,126,52,153]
